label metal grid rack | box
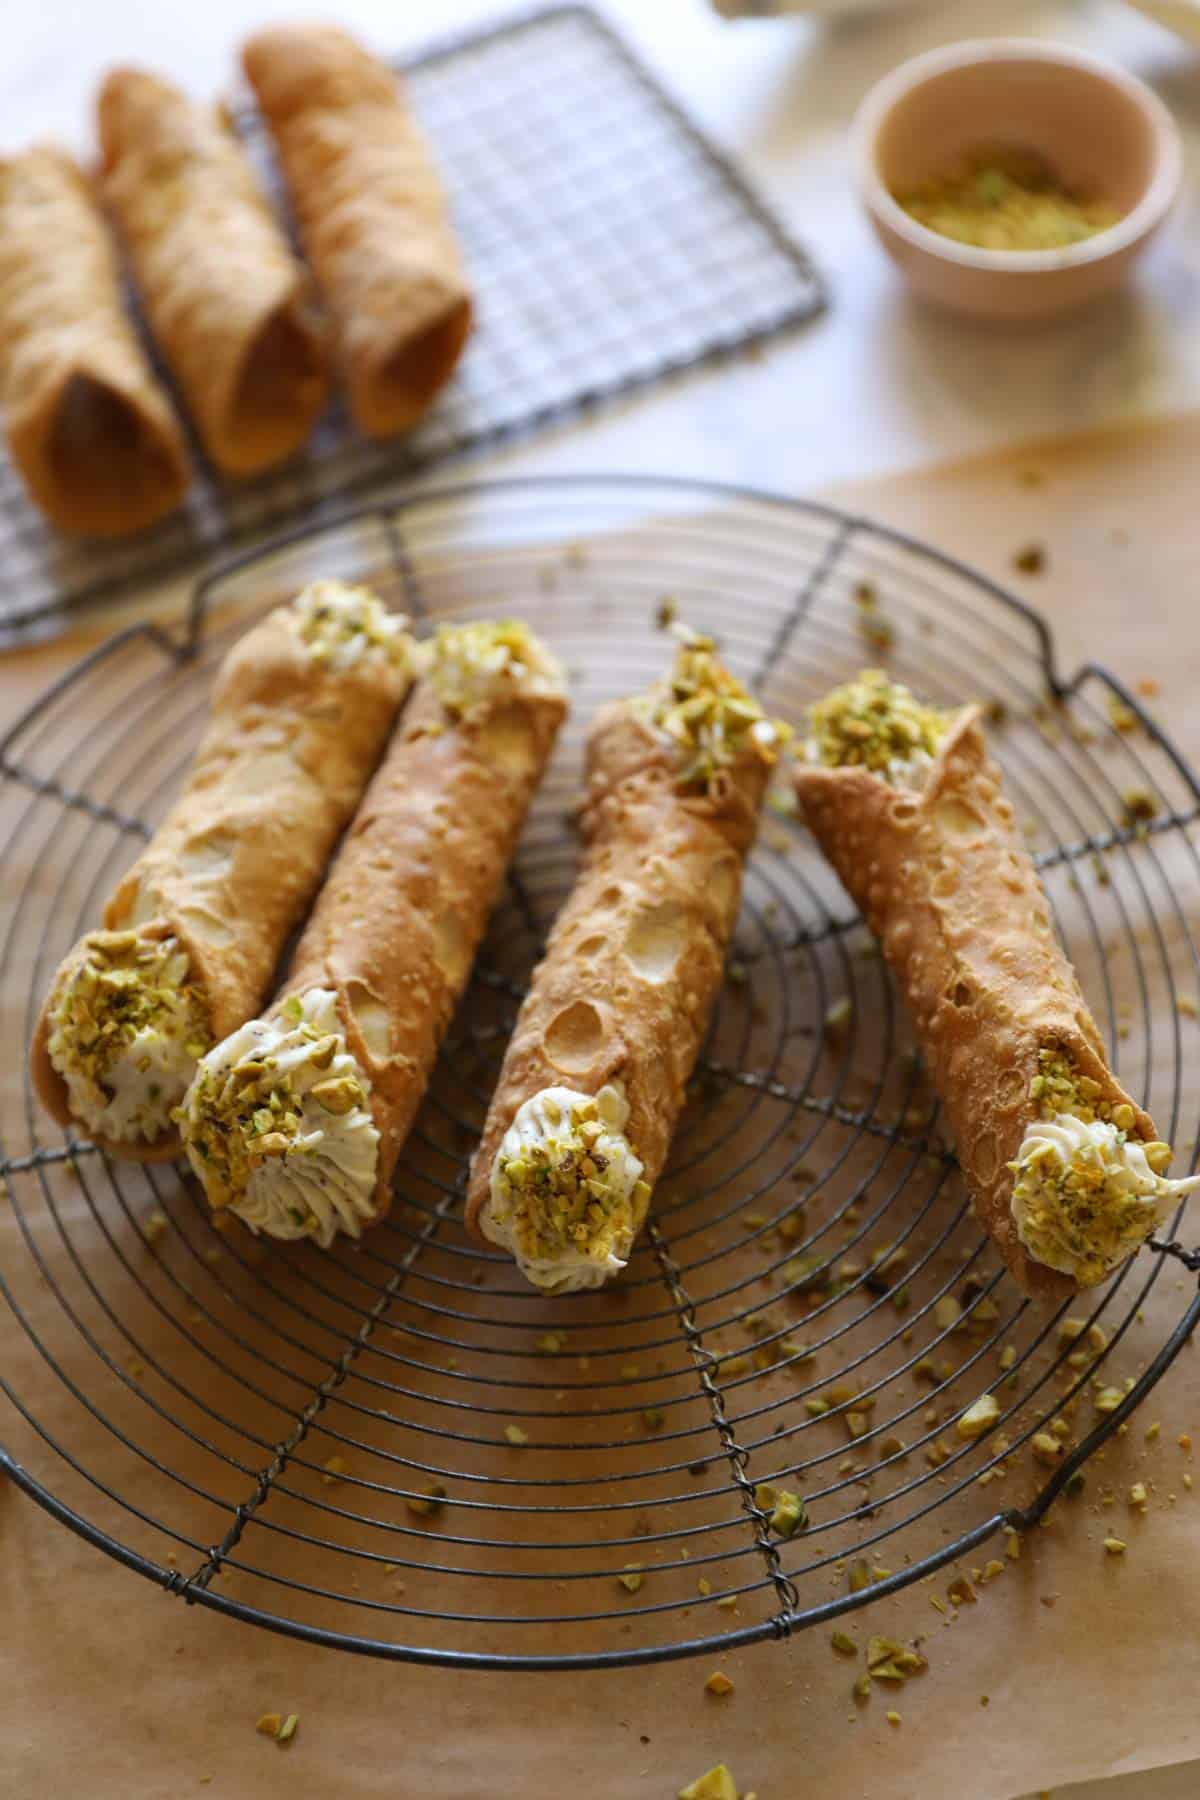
[1,475,1198,1671]
[0,6,823,637]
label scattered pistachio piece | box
[406,1481,447,1519]
[1103,1537,1127,1555]
[256,1714,282,1739]
[678,1765,738,1800]
[704,1671,734,1698]
[504,1425,529,1446]
[831,1630,858,1657]
[957,1393,1000,1441]
[277,1715,299,1746]
[618,1565,645,1594]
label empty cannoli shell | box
[0,146,189,535]
[242,24,472,438]
[98,67,329,476]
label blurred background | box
[6,0,1199,502]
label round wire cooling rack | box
[2,474,1199,1673]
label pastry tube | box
[794,670,1200,1300]
[242,24,472,439]
[31,583,416,1159]
[465,635,788,1292]
[179,622,567,1247]
[0,146,189,536]
[98,68,329,476]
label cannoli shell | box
[282,677,566,1220]
[794,707,1155,1300]
[0,147,189,536]
[465,704,770,1244]
[97,69,328,478]
[30,600,413,1159]
[242,25,472,439]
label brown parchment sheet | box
[3,419,1200,1800]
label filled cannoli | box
[794,669,1200,1299]
[31,583,416,1159]
[0,146,189,536]
[179,620,566,1246]
[98,68,329,477]
[242,24,472,439]
[465,633,788,1292]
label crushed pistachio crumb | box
[406,1481,447,1519]
[754,1483,808,1538]
[1012,1048,1188,1284]
[256,1714,282,1739]
[491,1084,648,1277]
[808,668,951,779]
[48,928,211,1143]
[704,1671,735,1697]
[425,618,563,717]
[957,1393,1000,1440]
[294,581,410,669]
[504,1425,529,1447]
[1121,787,1157,827]
[831,1630,858,1656]
[678,1766,738,1800]
[635,630,788,793]
[824,997,853,1039]
[619,1566,645,1594]
[1103,1537,1127,1555]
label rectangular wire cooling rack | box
[0,4,824,639]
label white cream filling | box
[426,620,566,717]
[46,934,203,1143]
[180,987,380,1249]
[482,1083,645,1293]
[290,580,411,672]
[1012,1112,1200,1281]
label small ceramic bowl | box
[855,39,1182,322]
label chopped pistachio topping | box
[633,629,788,793]
[678,1766,738,1800]
[894,145,1120,253]
[291,580,412,672]
[1011,1049,1200,1285]
[753,1482,808,1538]
[46,927,210,1143]
[808,668,953,785]
[483,1083,649,1292]
[425,618,565,717]
[179,987,379,1248]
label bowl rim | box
[854,36,1183,275]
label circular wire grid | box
[1,475,1198,1670]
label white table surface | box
[4,2,1198,1795]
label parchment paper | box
[4,419,1200,1800]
